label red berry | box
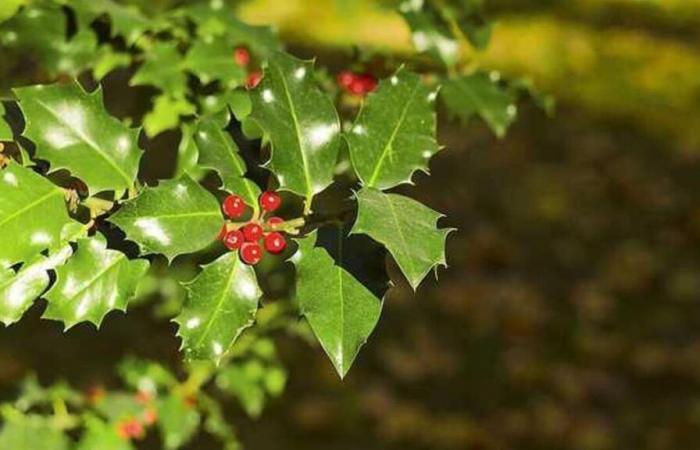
[359,74,378,93]
[246,70,262,89]
[336,71,355,88]
[233,47,250,66]
[267,216,284,227]
[222,195,246,218]
[117,418,144,440]
[240,242,263,265]
[223,229,245,250]
[259,191,281,212]
[264,232,287,254]
[348,77,367,95]
[143,408,158,426]
[242,223,263,242]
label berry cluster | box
[336,71,378,96]
[219,191,287,265]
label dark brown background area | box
[3,1,700,449]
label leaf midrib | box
[0,188,63,228]
[366,79,420,188]
[35,98,133,187]
[273,62,313,202]
[384,194,417,280]
[193,256,240,352]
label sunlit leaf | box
[352,188,451,290]
[15,80,142,194]
[250,51,341,205]
[0,164,72,268]
[43,234,149,329]
[346,69,440,190]
[142,95,196,138]
[130,42,186,97]
[109,176,222,261]
[184,39,246,89]
[175,252,261,364]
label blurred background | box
[3,0,700,448]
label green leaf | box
[77,415,134,450]
[15,80,142,194]
[109,176,222,261]
[0,164,72,268]
[0,222,88,326]
[292,232,383,378]
[0,0,26,23]
[0,407,70,450]
[399,0,459,66]
[92,46,131,80]
[157,394,200,450]
[130,42,186,96]
[175,252,261,364]
[174,124,199,178]
[185,2,280,57]
[441,72,517,138]
[0,104,12,141]
[215,362,266,418]
[142,95,196,138]
[250,51,341,205]
[184,39,246,89]
[194,113,260,210]
[352,188,451,290]
[63,0,152,45]
[0,258,48,326]
[43,234,149,329]
[346,69,440,190]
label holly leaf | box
[441,72,516,138]
[109,176,222,261]
[175,252,261,364]
[0,222,87,326]
[292,232,383,378]
[346,69,440,190]
[0,408,70,450]
[0,258,48,326]
[174,124,199,178]
[62,0,152,45]
[43,234,149,329]
[399,0,459,66]
[194,113,261,210]
[352,188,451,290]
[14,80,142,194]
[250,51,341,205]
[185,2,280,57]
[130,42,186,97]
[92,46,131,80]
[142,95,196,138]
[1,104,13,141]
[184,39,246,89]
[0,164,72,268]
[157,394,200,450]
